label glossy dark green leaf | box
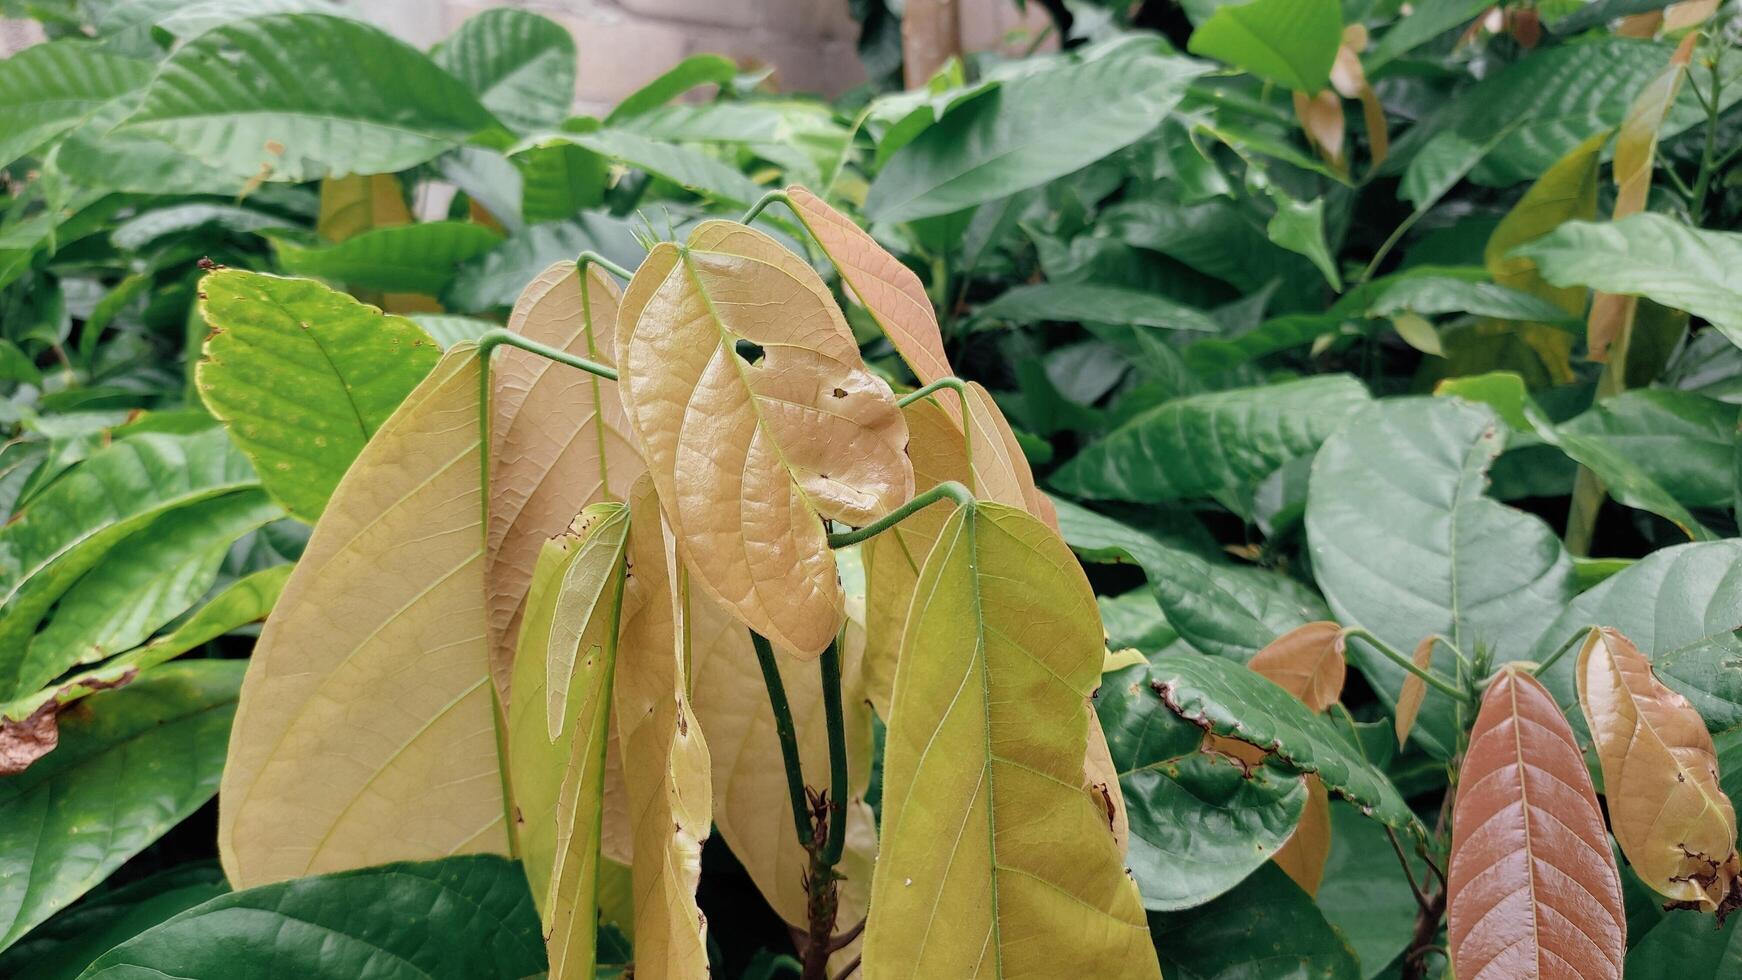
[0,42,151,170]
[118,13,498,183]
[1306,398,1574,757]
[21,490,282,695]
[1530,405,1716,542]
[865,40,1204,222]
[273,221,504,295]
[0,661,243,952]
[1150,863,1362,980]
[1053,375,1370,504]
[1265,193,1341,289]
[973,283,1220,333]
[0,430,257,699]
[1098,590,1192,657]
[1317,800,1429,978]
[76,856,546,979]
[1097,664,1310,910]
[1186,0,1342,92]
[432,8,575,133]
[1534,540,1742,734]
[1055,498,1329,662]
[196,270,439,522]
[0,864,228,980]
[1515,214,1742,348]
[1148,653,1418,831]
[1625,902,1742,978]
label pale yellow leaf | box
[863,503,1159,979]
[616,221,913,657]
[614,478,712,979]
[219,345,507,887]
[316,173,412,243]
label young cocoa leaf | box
[615,220,913,657]
[1273,778,1332,897]
[1448,666,1625,980]
[1577,627,1741,913]
[315,173,413,243]
[785,185,954,388]
[1393,636,1436,748]
[219,346,508,888]
[613,478,711,978]
[506,501,628,979]
[1248,621,1347,712]
[863,503,1159,979]
[486,260,643,706]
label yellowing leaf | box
[786,185,955,389]
[616,220,913,657]
[863,503,1159,979]
[316,173,412,243]
[1394,636,1436,748]
[486,260,643,706]
[1577,627,1741,912]
[1448,666,1625,980]
[507,502,629,979]
[219,345,507,888]
[614,478,712,978]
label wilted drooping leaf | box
[864,503,1159,978]
[1447,666,1624,980]
[1577,627,1741,913]
[197,269,440,522]
[219,346,508,888]
[485,260,643,705]
[616,221,912,657]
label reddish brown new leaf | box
[1248,621,1346,711]
[1393,636,1436,748]
[1448,667,1625,980]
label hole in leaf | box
[735,339,765,364]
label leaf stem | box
[1341,628,1471,703]
[1532,626,1595,678]
[751,630,814,845]
[825,482,974,548]
[819,639,849,866]
[741,189,791,226]
[1690,32,1725,223]
[897,375,968,407]
[476,328,619,381]
[576,250,633,281]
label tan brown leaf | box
[1274,777,1331,896]
[487,260,643,706]
[1293,89,1346,173]
[1577,627,1741,912]
[1394,636,1436,748]
[219,346,508,887]
[1248,621,1347,711]
[1329,40,1388,169]
[0,700,59,775]
[785,185,955,389]
[616,221,913,657]
[614,478,712,979]
[1448,666,1625,980]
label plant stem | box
[741,189,791,226]
[476,329,618,381]
[1690,33,1724,223]
[750,630,813,845]
[825,481,974,548]
[1532,626,1595,678]
[896,376,968,407]
[576,250,633,281]
[819,640,849,866]
[1341,628,1471,703]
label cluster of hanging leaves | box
[6,0,1742,977]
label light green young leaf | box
[1266,194,1342,290]
[0,662,242,952]
[118,13,498,183]
[273,221,504,295]
[605,54,738,124]
[196,269,441,522]
[1186,0,1343,92]
[433,8,576,134]
[1053,375,1371,504]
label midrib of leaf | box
[966,508,1004,978]
[1510,680,1545,974]
[579,276,615,502]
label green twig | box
[825,482,974,548]
[751,630,813,845]
[897,376,968,407]
[576,249,633,281]
[819,639,849,866]
[476,328,618,381]
[1341,628,1471,703]
[1532,626,1595,679]
[741,189,791,226]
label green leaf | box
[973,283,1220,333]
[1550,0,1679,35]
[0,864,228,980]
[1534,540,1742,734]
[433,8,575,134]
[1626,905,1742,979]
[273,221,504,295]
[865,41,1205,222]
[1513,213,1742,347]
[1149,652,1418,831]
[605,54,738,124]
[1530,405,1715,542]
[75,856,546,979]
[1265,193,1342,290]
[1562,389,1739,508]
[1184,312,1346,371]
[1053,375,1370,504]
[195,269,442,522]
[54,95,246,197]
[514,133,609,222]
[1306,398,1575,757]
[110,203,297,252]
[0,430,258,700]
[1055,498,1330,662]
[1435,371,1532,431]
[445,215,644,313]
[0,661,242,952]
[0,42,152,169]
[529,129,764,207]
[1318,800,1429,978]
[118,13,498,183]
[1097,664,1310,911]
[863,502,1160,977]
[409,314,499,349]
[1150,864,1361,980]
[21,490,283,695]
[1366,0,1488,70]
[1187,0,1342,92]
[96,0,356,41]
[1361,276,1583,328]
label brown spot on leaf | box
[0,701,60,775]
